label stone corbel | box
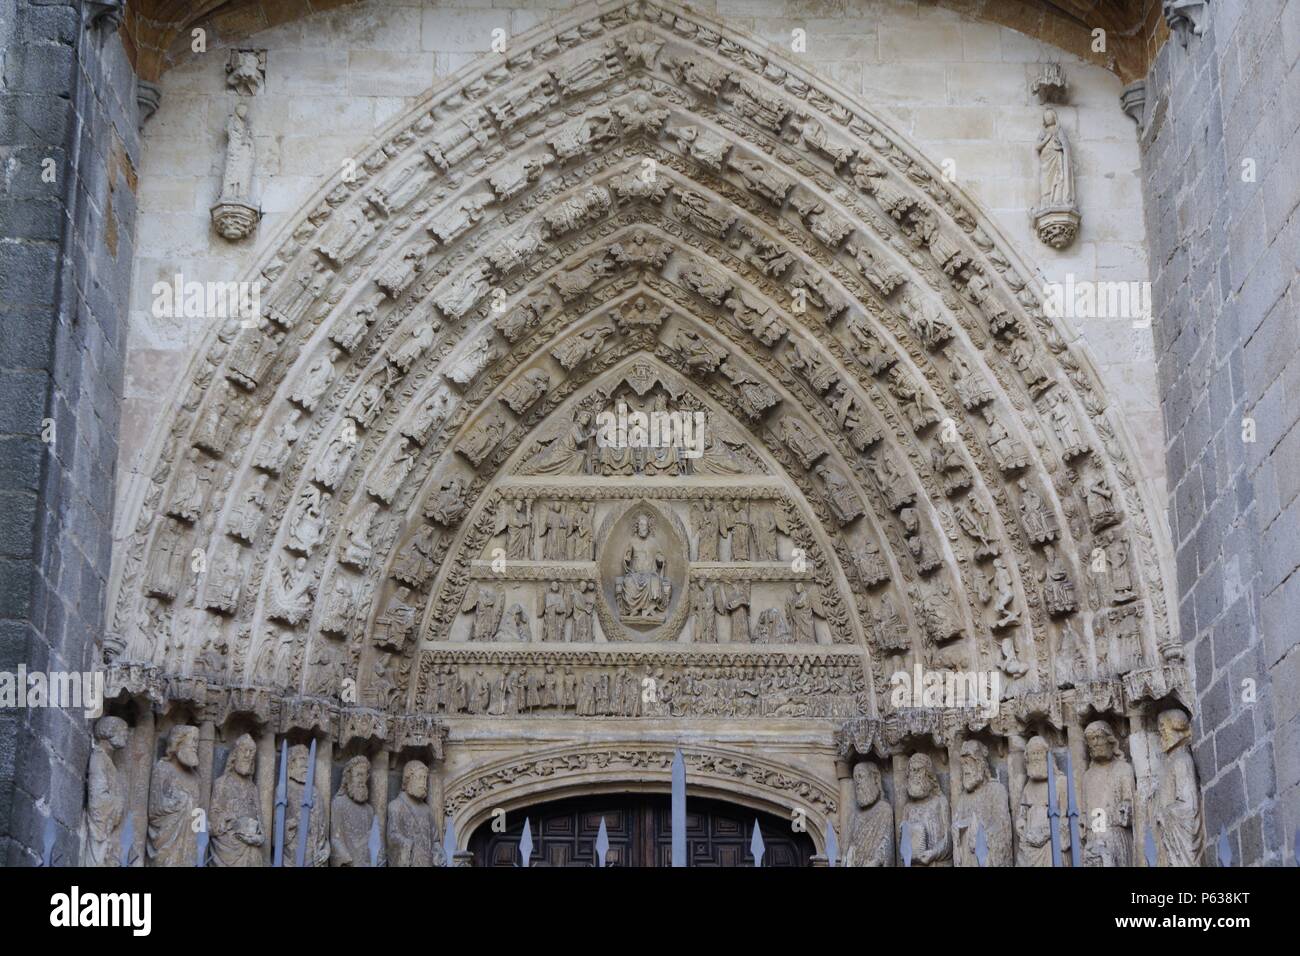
[1120,81,1147,133]
[1164,0,1209,47]
[136,81,162,132]
[84,0,125,32]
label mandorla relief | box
[97,0,1197,865]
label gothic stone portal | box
[95,0,1199,868]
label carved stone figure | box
[777,417,828,470]
[541,581,571,643]
[846,763,894,867]
[1015,737,1070,867]
[785,584,825,644]
[147,725,201,867]
[254,409,302,476]
[571,582,595,642]
[567,502,594,560]
[286,487,330,556]
[290,349,340,412]
[1040,544,1076,616]
[167,448,214,523]
[340,502,381,569]
[852,536,891,588]
[497,603,534,643]
[210,733,264,867]
[83,716,129,867]
[404,386,454,446]
[330,756,375,867]
[500,369,549,414]
[815,463,864,526]
[952,740,1013,867]
[752,504,786,562]
[497,498,533,561]
[719,581,751,643]
[1085,475,1120,531]
[283,744,327,867]
[268,556,314,626]
[899,753,951,867]
[1017,478,1058,543]
[314,426,356,490]
[1031,109,1080,248]
[369,442,413,509]
[456,412,507,468]
[692,580,718,643]
[617,514,671,623]
[462,583,503,642]
[387,760,443,868]
[426,476,467,527]
[537,501,569,561]
[212,104,260,240]
[1153,709,1203,867]
[983,407,1029,473]
[1080,721,1135,867]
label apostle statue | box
[845,762,894,867]
[899,753,951,866]
[386,760,444,867]
[1015,736,1070,866]
[330,755,375,867]
[952,740,1013,867]
[1080,721,1135,867]
[147,725,202,867]
[1153,709,1204,866]
[210,733,264,867]
[83,716,129,867]
[283,749,327,868]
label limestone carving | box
[268,556,315,626]
[212,104,260,240]
[900,753,951,867]
[210,734,264,867]
[1031,110,1080,249]
[147,725,201,867]
[1153,709,1203,866]
[290,350,340,412]
[254,410,302,476]
[387,760,443,867]
[846,762,894,867]
[283,744,328,868]
[617,514,672,623]
[1015,737,1070,866]
[953,740,1013,867]
[83,716,129,867]
[330,756,375,867]
[1080,721,1135,867]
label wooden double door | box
[471,793,813,867]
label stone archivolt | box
[101,1,1192,864]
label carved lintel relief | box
[109,0,1184,864]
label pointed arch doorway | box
[469,793,814,867]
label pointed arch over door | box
[108,0,1185,753]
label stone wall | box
[120,0,1165,513]
[0,3,138,864]
[1139,0,1300,865]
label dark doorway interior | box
[470,793,814,867]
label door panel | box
[470,793,813,867]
